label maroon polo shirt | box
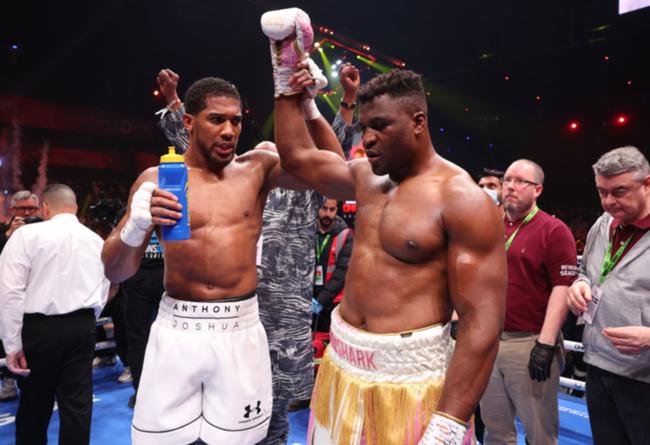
[504,209,577,332]
[608,213,650,267]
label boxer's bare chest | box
[356,175,446,264]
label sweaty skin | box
[274,90,506,421]
[102,96,308,301]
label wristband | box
[340,100,357,110]
[301,97,321,121]
[120,218,149,248]
[419,412,468,445]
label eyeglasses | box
[503,177,538,189]
[13,206,39,213]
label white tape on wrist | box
[419,412,468,445]
[120,181,156,247]
[301,97,321,120]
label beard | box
[319,217,333,229]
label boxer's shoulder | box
[130,167,159,192]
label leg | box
[510,340,560,445]
[111,291,129,366]
[480,343,517,445]
[56,312,95,445]
[16,316,60,445]
[131,321,202,444]
[257,397,290,445]
[586,365,650,445]
[124,267,164,391]
[201,323,272,445]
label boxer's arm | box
[274,95,356,200]
[102,169,158,282]
[438,176,506,421]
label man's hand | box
[7,350,30,377]
[5,217,25,238]
[150,188,183,226]
[339,63,360,101]
[603,326,650,355]
[157,69,180,105]
[528,341,555,382]
[567,280,591,316]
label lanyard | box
[316,233,332,260]
[599,227,637,284]
[505,206,539,251]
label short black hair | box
[478,168,505,181]
[358,69,427,114]
[184,77,241,115]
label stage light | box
[627,80,632,86]
[336,59,342,65]
[488,144,495,149]
[10,44,18,50]
[439,127,445,132]
[465,136,471,141]
[535,96,541,101]
[331,64,337,70]
[603,55,610,61]
[569,121,580,131]
[331,71,338,78]
[504,74,510,80]
[153,90,160,96]
[615,114,628,125]
[314,42,320,48]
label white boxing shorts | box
[132,292,272,445]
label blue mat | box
[0,366,592,444]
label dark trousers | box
[586,364,650,445]
[95,293,128,364]
[16,309,96,445]
[122,266,164,391]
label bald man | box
[0,183,111,445]
[480,160,577,445]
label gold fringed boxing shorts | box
[309,307,460,445]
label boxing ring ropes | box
[0,318,588,393]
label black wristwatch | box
[340,100,357,110]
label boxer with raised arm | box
[261,8,506,445]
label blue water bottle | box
[159,146,191,241]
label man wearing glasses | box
[480,159,577,445]
[0,190,41,403]
[568,146,650,445]
[1,190,41,251]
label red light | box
[603,55,609,61]
[627,80,632,86]
[569,121,579,131]
[153,90,160,96]
[504,75,510,80]
[535,95,541,101]
[615,115,628,125]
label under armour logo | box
[243,400,262,419]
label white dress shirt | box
[0,213,109,353]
